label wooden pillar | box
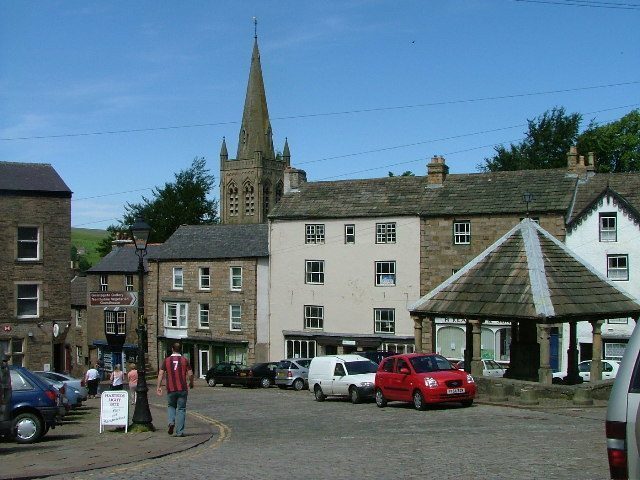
[590,319,604,381]
[538,324,552,385]
[566,321,580,383]
[470,319,483,377]
[464,320,473,373]
[413,315,423,353]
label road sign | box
[90,292,138,307]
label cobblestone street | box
[54,385,609,480]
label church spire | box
[236,33,274,162]
[220,136,228,161]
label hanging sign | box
[90,292,138,307]
[99,391,129,433]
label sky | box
[1,0,639,229]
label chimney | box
[284,166,307,193]
[427,155,449,186]
[566,146,587,176]
[111,232,133,251]
[586,151,596,176]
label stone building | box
[146,224,268,377]
[0,162,72,371]
[69,275,89,377]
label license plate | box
[239,373,246,376]
[447,387,465,394]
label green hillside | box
[71,228,109,269]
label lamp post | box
[130,218,154,430]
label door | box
[199,349,210,379]
[331,362,349,395]
[393,358,413,401]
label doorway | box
[199,348,210,378]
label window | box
[374,308,396,333]
[605,342,627,360]
[228,183,239,217]
[600,213,617,242]
[275,182,284,204]
[382,343,415,354]
[100,275,108,292]
[199,267,210,290]
[454,221,471,244]
[172,267,184,289]
[263,183,271,219]
[375,261,396,286]
[230,304,242,331]
[376,223,396,244]
[105,310,126,334]
[1,339,24,366]
[305,224,325,244]
[199,303,210,328]
[244,182,255,216]
[76,346,83,365]
[17,226,39,260]
[304,305,324,330]
[16,284,39,317]
[164,302,188,328]
[125,275,134,292]
[345,224,355,244]
[607,254,629,281]
[230,267,242,291]
[285,339,316,359]
[75,309,83,327]
[305,260,325,284]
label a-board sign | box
[99,391,129,433]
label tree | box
[99,157,219,254]
[388,170,415,177]
[479,107,582,172]
[577,109,640,173]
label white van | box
[308,354,378,404]
[606,327,640,479]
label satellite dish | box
[53,323,60,338]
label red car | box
[374,353,476,410]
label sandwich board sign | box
[99,391,129,433]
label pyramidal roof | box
[236,38,274,161]
[410,218,640,322]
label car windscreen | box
[296,359,312,368]
[344,360,378,375]
[410,355,455,373]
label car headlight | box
[359,381,374,388]
[466,374,475,384]
[424,377,438,388]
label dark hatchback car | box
[205,362,279,388]
[6,366,64,443]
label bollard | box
[520,388,539,405]
[489,383,508,402]
[573,388,593,406]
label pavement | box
[0,381,220,480]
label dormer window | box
[600,212,617,242]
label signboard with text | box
[90,292,138,307]
[99,391,129,433]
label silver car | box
[35,371,88,402]
[606,327,639,479]
[275,358,312,391]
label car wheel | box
[413,390,427,411]
[207,378,216,387]
[314,385,326,402]
[260,377,272,388]
[375,388,387,408]
[349,386,361,404]
[293,378,305,391]
[461,399,473,408]
[13,412,43,444]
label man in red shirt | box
[156,343,194,437]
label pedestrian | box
[84,364,99,398]
[127,363,138,404]
[156,343,194,437]
[110,364,124,391]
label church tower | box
[220,30,289,224]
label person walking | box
[156,343,194,437]
[127,363,138,404]
[110,364,124,391]
[84,364,99,398]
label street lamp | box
[130,218,154,430]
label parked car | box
[376,353,476,410]
[308,354,378,403]
[34,371,88,401]
[606,325,640,478]
[205,362,278,388]
[7,366,64,443]
[455,359,505,378]
[34,372,83,408]
[553,359,620,383]
[275,358,312,390]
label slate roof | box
[0,162,72,197]
[70,275,87,307]
[87,244,163,273]
[567,173,640,226]
[150,224,268,260]
[410,218,640,322]
[269,169,576,220]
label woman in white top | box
[110,364,124,391]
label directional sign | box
[90,292,138,307]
